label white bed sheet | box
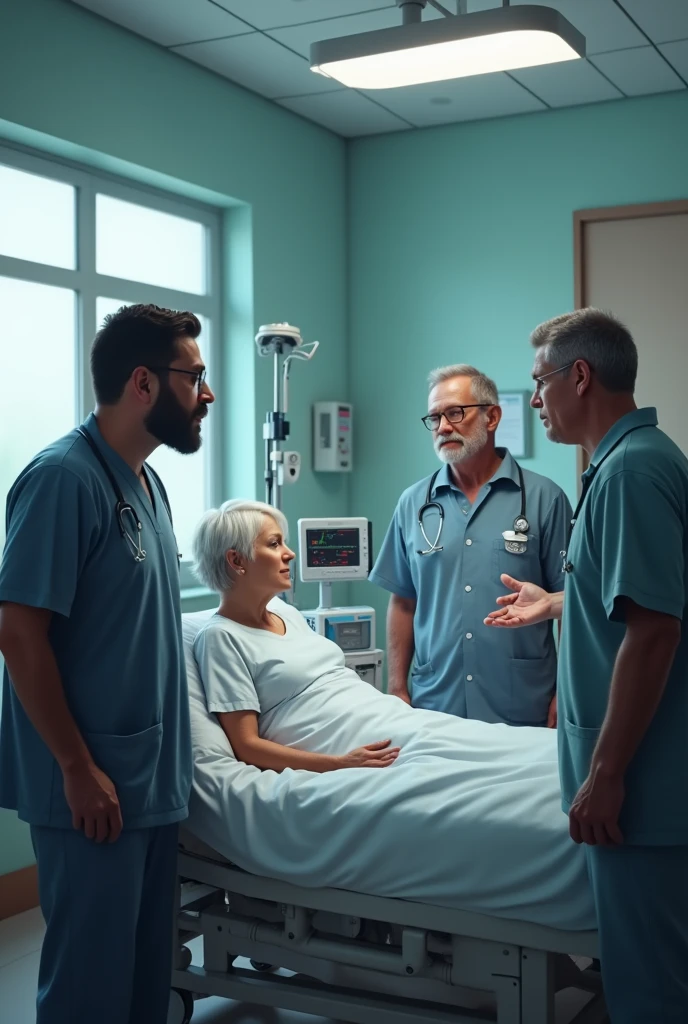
[182,608,595,932]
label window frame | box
[0,142,223,590]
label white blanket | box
[183,607,595,932]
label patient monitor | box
[298,517,384,688]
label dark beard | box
[145,382,204,454]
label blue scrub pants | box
[31,822,179,1024]
[586,845,688,1023]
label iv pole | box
[254,323,318,513]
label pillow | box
[181,608,238,761]
[181,608,216,705]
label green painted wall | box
[348,89,688,637]
[0,0,348,874]
[2,0,687,880]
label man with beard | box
[369,364,570,725]
[0,304,214,1024]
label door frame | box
[573,198,688,477]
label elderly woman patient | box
[189,499,596,933]
[191,499,557,774]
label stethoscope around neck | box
[77,426,175,563]
[417,462,529,556]
[77,427,147,561]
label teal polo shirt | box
[0,413,192,829]
[370,449,571,724]
[558,408,688,844]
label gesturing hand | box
[340,740,400,769]
[484,574,553,629]
[63,762,123,843]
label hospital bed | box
[169,828,606,1024]
[172,610,607,1024]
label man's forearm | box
[386,597,416,695]
[1,629,92,772]
[592,618,680,778]
[549,591,564,620]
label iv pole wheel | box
[167,988,194,1024]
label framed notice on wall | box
[495,391,532,459]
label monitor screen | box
[305,528,361,569]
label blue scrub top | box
[0,413,192,830]
[370,449,571,724]
[558,408,688,845]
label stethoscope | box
[560,424,649,575]
[77,426,174,564]
[417,461,529,556]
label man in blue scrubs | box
[0,304,215,1024]
[370,363,571,725]
[486,308,688,1022]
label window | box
[0,146,221,589]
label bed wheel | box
[250,959,274,972]
[167,987,194,1024]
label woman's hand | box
[484,574,555,628]
[339,739,400,769]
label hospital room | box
[2,0,688,1022]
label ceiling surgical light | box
[310,2,585,91]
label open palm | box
[484,574,552,629]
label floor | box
[0,906,597,1023]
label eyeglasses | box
[532,361,575,395]
[421,404,492,431]
[148,366,207,391]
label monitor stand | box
[318,581,333,610]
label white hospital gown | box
[190,600,596,931]
[194,599,558,770]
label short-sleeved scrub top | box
[370,449,572,725]
[558,408,688,845]
[0,413,192,830]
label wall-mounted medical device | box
[313,402,353,473]
[282,451,301,485]
[297,517,383,687]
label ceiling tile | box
[362,72,546,126]
[268,5,443,62]
[591,45,685,96]
[213,0,395,31]
[510,57,623,106]
[466,0,646,55]
[70,0,248,48]
[617,0,688,44]
[278,89,410,136]
[173,32,341,98]
[659,39,688,82]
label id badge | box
[502,530,528,554]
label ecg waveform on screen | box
[306,528,360,568]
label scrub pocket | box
[492,536,541,582]
[85,723,164,821]
[410,660,434,702]
[561,719,600,804]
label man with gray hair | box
[485,307,688,1021]
[369,363,571,725]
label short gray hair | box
[531,308,637,393]
[192,499,289,593]
[428,364,498,405]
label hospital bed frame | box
[170,831,607,1024]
